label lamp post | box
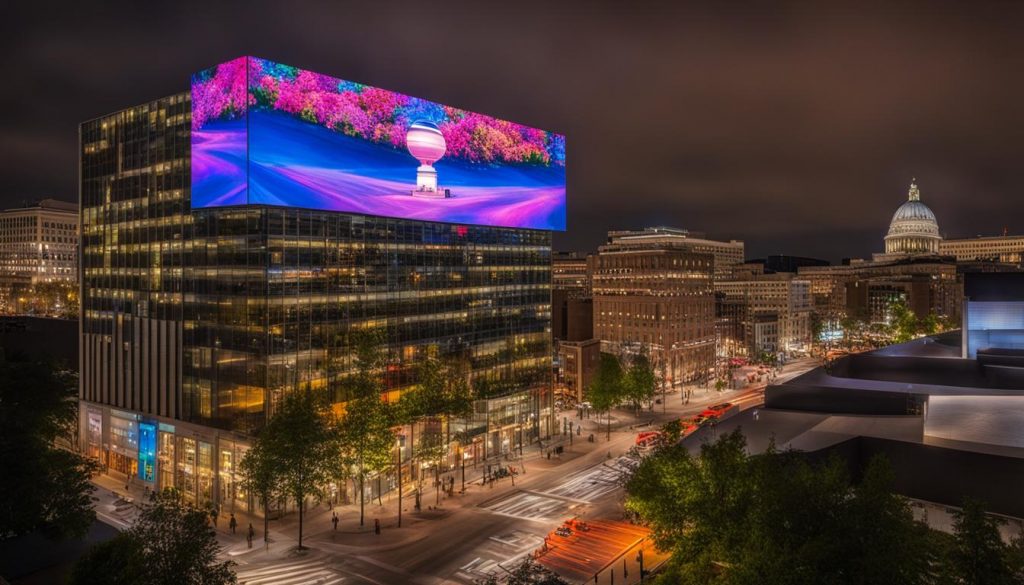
[460,443,466,494]
[396,434,405,528]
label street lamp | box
[396,434,405,528]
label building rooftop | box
[2,198,77,213]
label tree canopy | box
[0,354,98,539]
[588,352,625,439]
[624,429,1024,585]
[624,347,657,415]
[71,489,235,585]
[245,390,340,549]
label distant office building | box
[801,257,960,323]
[745,255,829,274]
[79,57,564,508]
[552,289,593,343]
[941,234,1024,266]
[0,198,78,282]
[592,231,715,386]
[799,181,961,322]
[552,251,591,298]
[715,265,812,356]
[556,338,600,403]
[601,227,744,280]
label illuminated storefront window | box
[86,410,103,462]
[198,441,214,505]
[109,413,138,478]
[177,437,197,500]
[138,421,157,483]
[157,429,175,492]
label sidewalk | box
[87,365,804,565]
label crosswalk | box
[543,458,631,503]
[454,530,542,582]
[236,558,344,585]
[482,491,577,522]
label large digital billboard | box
[191,57,566,231]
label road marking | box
[482,491,578,522]
[236,558,342,585]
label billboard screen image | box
[191,57,566,231]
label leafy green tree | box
[0,354,99,539]
[71,489,235,585]
[588,353,624,441]
[238,437,282,545]
[339,393,395,526]
[624,346,657,417]
[950,498,1017,585]
[920,311,941,336]
[70,532,146,585]
[625,430,939,585]
[810,311,825,344]
[888,297,919,343]
[836,456,933,585]
[506,557,569,584]
[253,391,340,549]
[397,353,476,503]
[413,355,474,450]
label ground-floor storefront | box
[79,385,556,514]
[79,402,254,514]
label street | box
[94,358,820,585]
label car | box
[701,402,733,418]
[554,526,573,537]
[635,431,661,448]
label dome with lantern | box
[884,180,941,255]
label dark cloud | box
[4,0,1023,261]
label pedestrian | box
[228,513,237,534]
[246,524,254,549]
[576,424,581,435]
[332,512,338,531]
[210,506,219,527]
[374,518,381,535]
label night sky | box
[5,1,1023,261]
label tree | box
[506,557,569,584]
[0,354,99,539]
[238,437,282,546]
[70,532,146,585]
[624,430,939,585]
[339,393,395,526]
[250,391,340,549]
[888,297,919,344]
[71,489,235,585]
[588,353,624,441]
[624,346,657,418]
[409,355,474,454]
[950,498,1017,585]
[397,354,476,503]
[335,329,396,526]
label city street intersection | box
[94,358,820,585]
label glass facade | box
[79,90,555,505]
[966,301,1024,357]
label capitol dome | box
[884,180,941,255]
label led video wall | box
[191,57,566,230]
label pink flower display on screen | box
[191,57,248,131]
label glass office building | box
[79,89,556,511]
